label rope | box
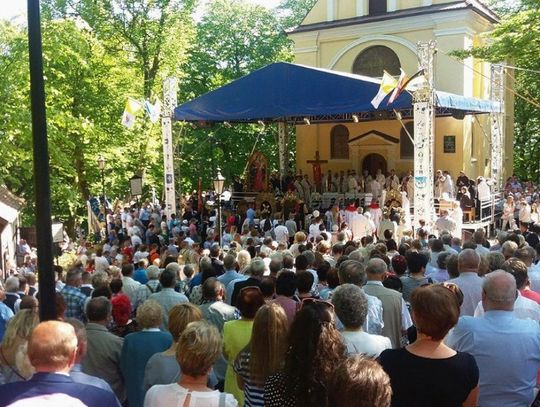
[437,49,540,110]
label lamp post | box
[213,169,225,247]
[97,154,106,237]
[28,0,56,321]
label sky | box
[0,0,282,22]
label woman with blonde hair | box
[234,304,289,406]
[289,232,307,257]
[237,250,252,274]
[120,300,173,407]
[143,303,204,390]
[144,321,238,407]
[0,309,39,383]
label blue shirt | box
[0,302,14,342]
[218,269,243,288]
[133,268,148,284]
[61,285,87,321]
[447,311,540,407]
[71,363,120,406]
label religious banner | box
[247,151,268,192]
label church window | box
[330,125,350,160]
[369,0,387,15]
[400,122,414,159]
[352,46,401,78]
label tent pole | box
[162,77,178,218]
[490,64,505,191]
[413,41,436,228]
[278,121,288,187]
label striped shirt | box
[233,349,264,407]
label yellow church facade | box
[288,0,514,182]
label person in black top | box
[378,284,479,407]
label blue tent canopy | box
[174,62,500,124]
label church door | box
[362,153,387,176]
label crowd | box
[2,172,540,407]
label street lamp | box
[213,169,225,247]
[97,154,106,237]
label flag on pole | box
[388,68,408,105]
[371,71,398,108]
[121,98,143,129]
[144,99,162,123]
[401,69,426,92]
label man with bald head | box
[448,248,483,315]
[0,321,118,406]
[447,271,540,407]
[363,258,412,348]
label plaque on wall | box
[443,135,456,153]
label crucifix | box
[307,151,328,192]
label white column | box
[278,122,288,184]
[327,0,335,21]
[356,0,365,16]
[388,0,398,12]
[490,64,505,191]
[162,77,178,218]
[413,41,436,227]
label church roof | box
[173,62,500,124]
[290,1,499,34]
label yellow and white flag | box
[371,71,398,108]
[121,98,143,129]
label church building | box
[288,0,514,182]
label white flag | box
[371,71,398,108]
[121,98,143,129]
[145,99,162,123]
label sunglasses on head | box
[301,297,334,310]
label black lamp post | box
[97,154,106,236]
[213,169,225,247]
[28,0,56,321]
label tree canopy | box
[0,0,305,233]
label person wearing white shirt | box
[94,249,110,273]
[350,208,369,241]
[518,199,532,227]
[273,220,289,245]
[120,264,141,305]
[333,284,391,357]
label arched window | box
[400,122,414,159]
[352,46,401,78]
[330,125,350,159]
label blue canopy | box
[174,62,499,123]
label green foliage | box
[278,0,318,30]
[176,0,295,192]
[463,0,540,181]
[0,0,301,233]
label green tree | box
[278,0,318,30]
[0,19,147,231]
[463,0,540,181]
[177,0,294,191]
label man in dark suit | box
[231,258,265,307]
[0,320,119,407]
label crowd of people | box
[3,171,540,407]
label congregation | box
[2,179,540,407]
